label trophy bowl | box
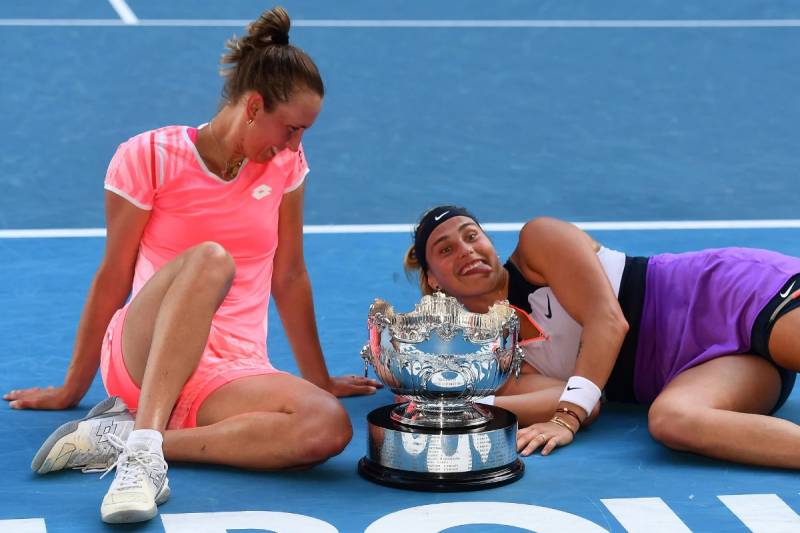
[358,292,526,491]
[361,292,523,428]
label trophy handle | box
[360,343,372,378]
[512,345,525,379]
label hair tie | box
[272,33,289,45]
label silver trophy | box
[358,292,525,491]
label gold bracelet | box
[549,416,577,435]
[555,407,583,427]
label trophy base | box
[357,457,524,492]
[359,403,524,492]
[390,401,492,428]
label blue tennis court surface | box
[2,1,800,531]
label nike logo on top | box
[434,210,450,221]
[780,281,796,299]
[544,294,553,319]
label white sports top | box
[516,247,626,380]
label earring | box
[247,118,254,126]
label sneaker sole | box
[101,505,158,524]
[101,481,170,524]
[31,396,131,474]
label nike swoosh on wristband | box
[544,294,553,319]
[566,386,581,391]
[780,281,796,299]
[434,210,450,221]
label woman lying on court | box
[3,6,379,525]
[405,205,800,467]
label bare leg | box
[121,241,235,431]
[99,242,233,525]
[118,242,351,468]
[648,354,800,468]
[162,373,351,469]
[768,307,800,371]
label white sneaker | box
[100,435,170,524]
[31,396,134,474]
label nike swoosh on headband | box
[434,210,450,221]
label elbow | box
[520,217,559,241]
[611,313,629,346]
[596,306,629,343]
[614,313,629,338]
[97,260,134,282]
[271,268,308,300]
[94,261,135,298]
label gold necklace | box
[208,119,244,181]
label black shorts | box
[750,273,800,413]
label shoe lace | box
[99,434,167,491]
[77,435,123,473]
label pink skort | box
[99,304,284,429]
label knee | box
[188,242,236,289]
[295,396,353,463]
[647,400,698,452]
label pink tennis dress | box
[99,125,309,429]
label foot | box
[100,435,170,524]
[31,396,134,474]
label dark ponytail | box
[220,6,324,109]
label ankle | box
[127,429,164,455]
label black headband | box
[413,205,480,272]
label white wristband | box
[559,376,602,416]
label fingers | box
[541,436,560,456]
[517,424,564,456]
[10,395,64,410]
[3,387,38,401]
[346,384,378,396]
[332,378,378,397]
[9,393,40,409]
[346,375,383,388]
[4,387,57,409]
[518,432,552,456]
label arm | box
[511,217,627,453]
[271,184,381,397]
[497,362,602,426]
[512,217,629,397]
[5,192,150,409]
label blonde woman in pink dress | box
[3,6,380,525]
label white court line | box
[719,494,800,533]
[2,219,800,239]
[0,518,47,533]
[3,18,800,28]
[601,498,692,533]
[107,0,138,25]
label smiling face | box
[242,89,322,162]
[424,216,504,299]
